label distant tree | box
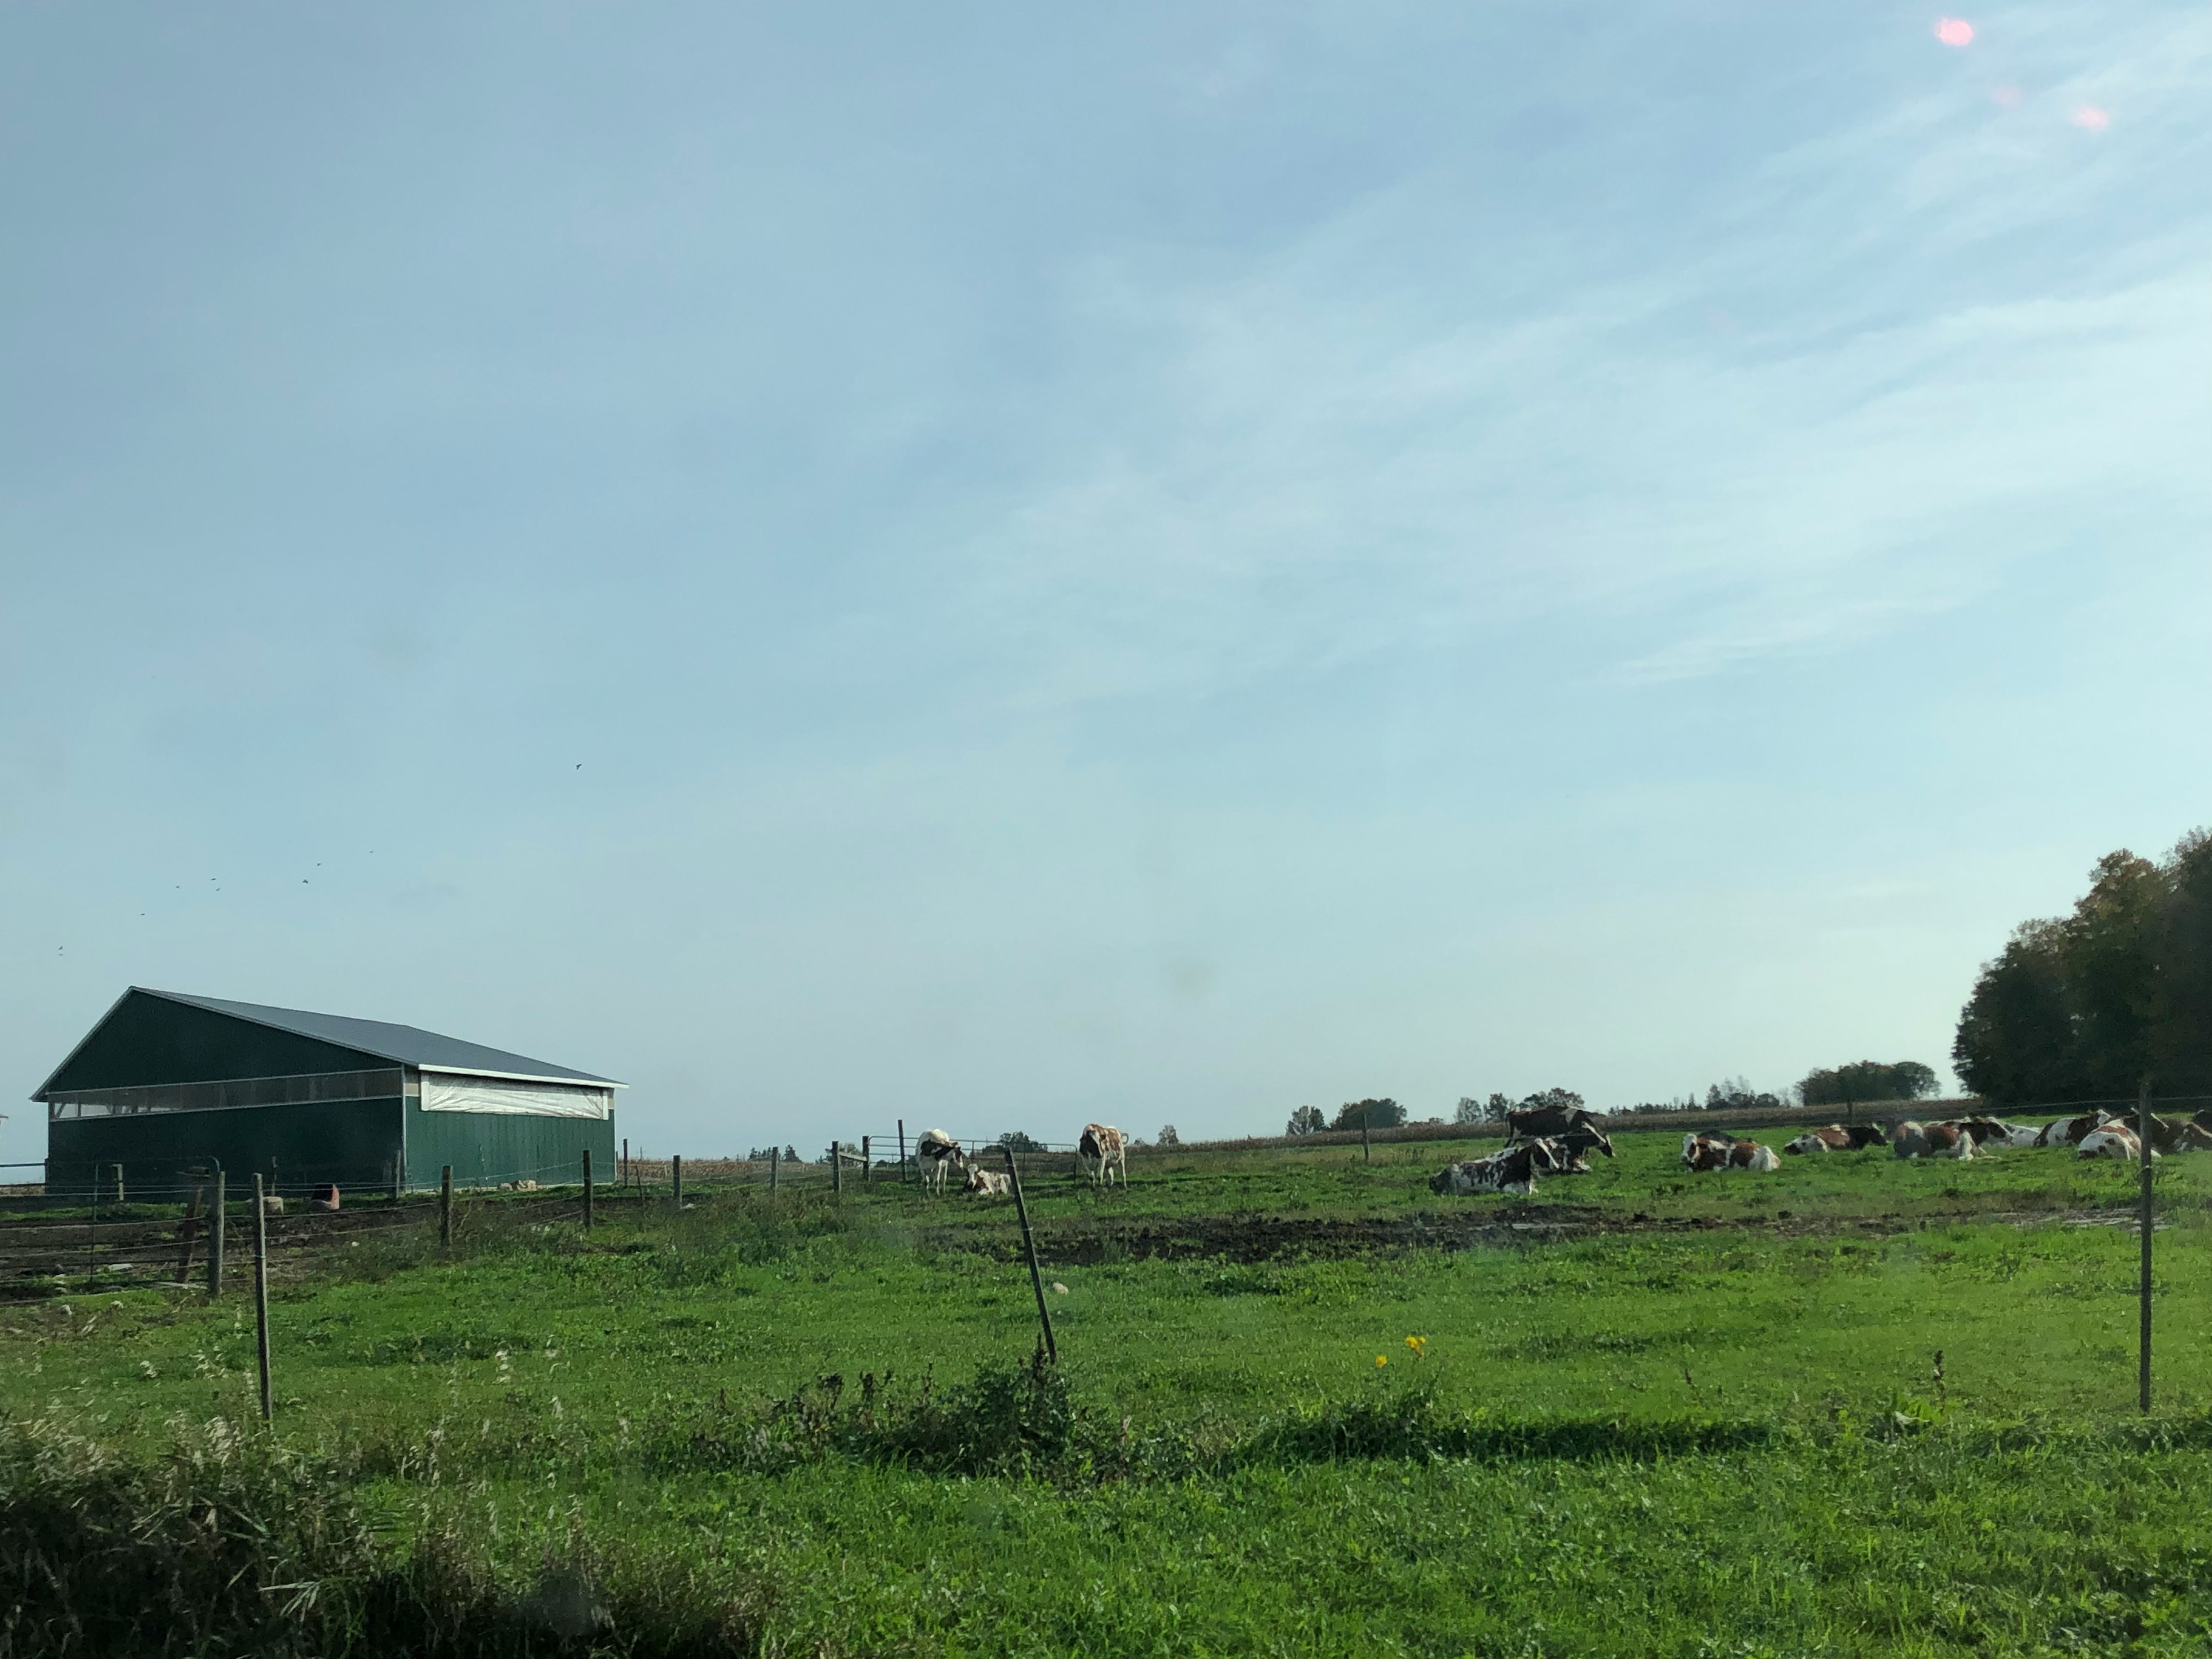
[995,1131,1043,1154]
[785,1146,800,1164]
[1286,1105,1326,1136]
[1702,1077,1787,1113]
[1157,1124,1180,1147]
[1330,1098,1406,1131]
[1798,1061,1942,1108]
[1453,1097,1484,1124]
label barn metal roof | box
[73,988,623,1090]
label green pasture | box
[7,1128,2212,1656]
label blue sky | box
[4,2,2209,1163]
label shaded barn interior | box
[36,988,621,1195]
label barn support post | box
[769,1145,779,1193]
[207,1171,226,1297]
[252,1175,272,1422]
[582,1150,594,1229]
[831,1142,842,1196]
[2139,1077,2154,1414]
[672,1154,683,1209]
[1002,1146,1056,1365]
[439,1165,453,1249]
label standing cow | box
[916,1128,967,1195]
[1078,1124,1128,1189]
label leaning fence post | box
[440,1164,453,1248]
[1002,1146,1056,1365]
[2139,1077,2155,1414]
[672,1154,683,1209]
[207,1170,226,1296]
[252,1175,272,1422]
[582,1149,595,1229]
[897,1119,907,1184]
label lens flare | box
[1934,17,1974,47]
[2070,104,2111,131]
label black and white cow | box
[916,1128,967,1195]
[1681,1133,1782,1172]
[1430,1139,1562,1197]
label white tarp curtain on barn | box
[419,1073,612,1118]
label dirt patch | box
[931,1203,2148,1266]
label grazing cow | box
[1430,1139,1561,1197]
[1681,1134,1781,1172]
[2077,1124,2153,1162]
[1077,1124,1128,1189]
[1890,1122,1974,1161]
[915,1128,966,1195]
[1507,1103,1610,1141]
[962,1167,1013,1197]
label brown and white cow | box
[1681,1133,1781,1172]
[2145,1116,2212,1155]
[1430,1139,1561,1197]
[916,1128,967,1195]
[962,1166,1013,1197]
[1889,1121,1975,1160]
[2077,1124,2155,1162]
[1783,1124,1883,1154]
[1959,1118,2039,1149]
[1077,1124,1128,1188]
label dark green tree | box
[1329,1098,1406,1131]
[1799,1061,1941,1108]
[1286,1105,1326,1135]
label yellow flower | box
[1374,1354,1388,1368]
[1404,1336,1427,1357]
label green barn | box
[36,988,622,1198]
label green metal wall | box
[44,991,384,1091]
[46,1098,404,1197]
[403,1097,616,1190]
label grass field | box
[6,1127,2212,1656]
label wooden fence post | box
[622,1137,630,1190]
[582,1149,594,1229]
[832,1141,842,1196]
[770,1145,780,1192]
[862,1136,871,1188]
[252,1175,272,1422]
[440,1165,453,1248]
[897,1120,907,1184]
[112,1164,125,1206]
[1362,1117,1371,1164]
[2139,1077,2154,1414]
[1002,1146,1056,1365]
[207,1171,226,1296]
[672,1154,683,1209]
[175,1184,204,1286]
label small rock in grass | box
[1050,1282,1069,1294]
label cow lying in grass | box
[1782,1124,1887,1154]
[1680,1133,1781,1172]
[2076,1124,2159,1161]
[1959,1118,2039,1149]
[1430,1139,1561,1197]
[2036,1112,2120,1148]
[963,1167,1013,1197]
[1890,1121,1974,1160]
[2146,1116,2212,1154]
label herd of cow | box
[913,1124,1130,1196]
[1425,1101,2212,1199]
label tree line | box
[1955,831,2212,1108]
